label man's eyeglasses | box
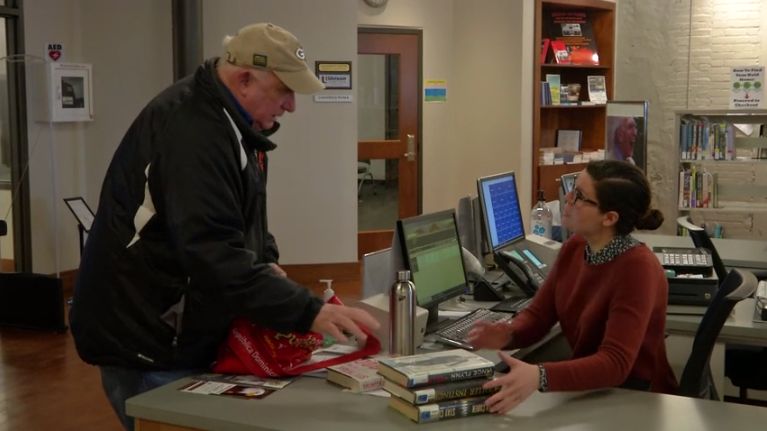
[571,187,599,207]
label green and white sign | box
[730,66,764,109]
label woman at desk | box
[468,160,678,414]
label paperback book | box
[326,358,384,393]
[545,10,599,65]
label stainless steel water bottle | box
[389,270,416,355]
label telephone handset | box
[493,250,544,297]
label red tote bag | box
[213,317,381,378]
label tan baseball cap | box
[224,23,325,94]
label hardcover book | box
[326,358,383,393]
[550,39,570,64]
[383,377,497,405]
[389,394,491,423]
[587,75,607,103]
[546,10,599,65]
[540,38,551,63]
[377,349,495,388]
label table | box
[127,373,767,431]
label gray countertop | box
[127,374,767,431]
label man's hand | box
[269,263,287,278]
[483,352,540,414]
[310,304,380,344]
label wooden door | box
[357,29,421,258]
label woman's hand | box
[483,352,540,415]
[466,319,513,350]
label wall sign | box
[315,61,352,90]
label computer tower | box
[0,273,68,332]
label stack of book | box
[326,358,384,393]
[377,349,499,423]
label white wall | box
[358,0,529,214]
[23,0,171,274]
[24,0,87,274]
[616,0,767,236]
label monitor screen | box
[477,171,525,252]
[396,209,468,310]
[560,173,577,195]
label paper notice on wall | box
[730,66,764,109]
[424,80,447,103]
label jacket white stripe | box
[223,108,248,171]
[127,164,156,248]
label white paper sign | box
[730,66,764,109]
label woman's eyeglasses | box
[571,187,599,207]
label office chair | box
[677,216,767,402]
[357,161,374,197]
[678,268,757,399]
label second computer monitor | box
[476,171,525,252]
[396,209,468,313]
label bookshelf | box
[533,0,615,201]
[674,109,767,239]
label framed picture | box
[605,101,648,172]
[63,197,95,232]
[47,62,94,122]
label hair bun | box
[636,208,664,231]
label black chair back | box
[678,268,757,399]
[676,216,727,281]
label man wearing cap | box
[70,23,378,430]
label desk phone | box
[655,247,714,276]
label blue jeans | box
[99,366,203,431]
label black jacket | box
[70,58,324,370]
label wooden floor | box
[0,327,123,431]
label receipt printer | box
[355,293,429,351]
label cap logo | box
[295,48,305,60]
[252,54,268,67]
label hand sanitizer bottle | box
[531,189,553,239]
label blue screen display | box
[478,172,525,251]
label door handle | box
[404,134,416,161]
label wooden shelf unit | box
[533,0,615,201]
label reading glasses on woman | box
[569,187,599,207]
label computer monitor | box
[560,172,577,195]
[476,171,526,252]
[396,209,468,329]
[558,172,578,241]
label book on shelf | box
[545,74,561,106]
[587,75,607,103]
[550,39,570,64]
[556,129,582,152]
[541,81,551,105]
[678,167,717,209]
[388,394,491,423]
[326,358,383,393]
[383,377,498,405]
[540,38,551,63]
[679,117,735,161]
[545,10,599,65]
[377,349,495,388]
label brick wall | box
[615,0,766,238]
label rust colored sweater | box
[510,235,678,393]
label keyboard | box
[433,308,511,350]
[491,296,532,314]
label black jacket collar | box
[198,57,279,153]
